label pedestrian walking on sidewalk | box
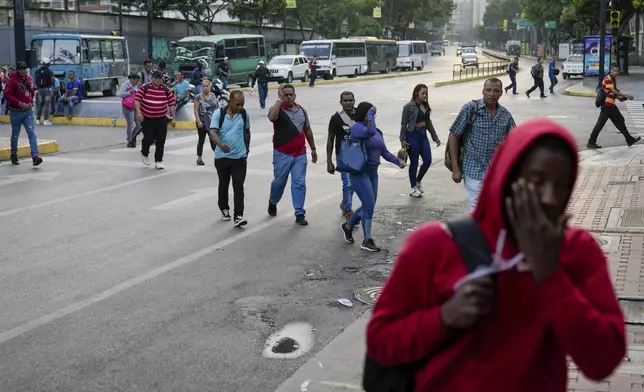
[587,65,641,149]
[4,61,43,166]
[448,78,515,211]
[504,57,519,95]
[135,70,177,170]
[326,91,357,221]
[34,57,55,126]
[340,102,406,252]
[267,84,318,226]
[525,57,546,98]
[252,61,271,109]
[194,79,219,166]
[400,84,441,198]
[548,57,559,94]
[209,91,250,227]
[365,118,625,392]
[120,73,141,148]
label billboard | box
[583,36,612,76]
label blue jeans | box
[10,109,38,157]
[549,74,558,91]
[347,165,379,239]
[258,83,268,108]
[269,150,307,216]
[57,95,81,116]
[507,73,517,93]
[220,76,228,89]
[405,128,432,188]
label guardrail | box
[452,60,510,80]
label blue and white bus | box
[30,33,130,97]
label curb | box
[0,115,195,130]
[238,70,433,91]
[564,86,596,98]
[434,71,508,87]
[0,140,59,161]
[483,50,537,61]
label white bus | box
[396,40,429,71]
[300,39,368,80]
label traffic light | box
[610,10,621,29]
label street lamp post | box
[598,0,608,86]
[13,0,26,63]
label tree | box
[381,0,455,38]
[227,0,285,34]
[481,0,521,43]
[290,0,380,40]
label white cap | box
[258,60,265,64]
[224,57,229,60]
[42,57,51,64]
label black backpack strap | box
[217,106,227,129]
[445,216,493,273]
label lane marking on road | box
[0,170,175,218]
[150,188,231,211]
[0,191,341,346]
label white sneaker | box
[35,120,40,125]
[43,120,53,126]
[155,162,164,170]
[409,187,422,197]
[221,209,232,221]
[417,183,424,194]
[141,153,151,166]
[234,215,248,227]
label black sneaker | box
[10,154,19,165]
[126,142,136,148]
[268,202,277,217]
[221,209,231,221]
[341,223,354,244]
[32,156,43,166]
[525,91,530,98]
[361,238,380,252]
[628,136,642,147]
[586,142,602,149]
[295,214,308,226]
[233,215,248,227]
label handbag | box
[362,216,493,392]
[595,89,606,108]
[336,137,368,174]
[444,100,477,172]
[554,68,560,75]
[122,93,135,110]
[397,147,408,164]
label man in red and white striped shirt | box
[135,70,177,169]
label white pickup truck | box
[562,54,583,79]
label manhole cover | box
[355,286,383,305]
[621,208,644,228]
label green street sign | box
[545,21,556,29]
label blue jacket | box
[350,110,401,167]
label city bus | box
[169,34,266,87]
[300,39,368,80]
[363,38,397,74]
[396,40,429,71]
[30,33,130,96]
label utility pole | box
[147,0,153,60]
[283,6,287,54]
[598,0,608,86]
[13,0,26,63]
[118,0,123,36]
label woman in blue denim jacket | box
[399,84,441,197]
[341,101,405,252]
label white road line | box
[0,191,341,346]
[0,171,175,218]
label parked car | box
[562,54,583,79]
[461,48,478,68]
[267,55,310,83]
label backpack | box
[35,67,52,89]
[215,106,251,153]
[444,100,478,172]
[142,82,171,99]
[362,216,493,392]
[595,89,606,108]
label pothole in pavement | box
[262,322,314,359]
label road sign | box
[503,19,508,31]
[517,18,534,28]
[545,20,556,29]
[372,6,381,18]
[285,0,296,8]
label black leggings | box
[197,124,215,156]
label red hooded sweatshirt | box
[4,71,35,111]
[367,118,625,391]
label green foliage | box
[227,0,285,33]
[381,0,455,37]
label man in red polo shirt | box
[135,70,177,169]
[587,65,641,149]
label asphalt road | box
[0,47,639,392]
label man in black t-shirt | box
[34,58,55,125]
[217,57,230,89]
[326,91,357,220]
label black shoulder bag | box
[362,216,493,392]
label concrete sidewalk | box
[0,137,59,161]
[565,67,644,99]
[274,146,644,392]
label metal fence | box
[452,61,510,80]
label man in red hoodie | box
[4,61,43,166]
[366,118,625,391]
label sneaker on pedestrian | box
[361,238,380,252]
[409,187,422,197]
[10,154,19,165]
[155,162,164,170]
[268,202,277,216]
[295,214,308,226]
[341,222,355,244]
[35,119,40,125]
[32,156,43,166]
[417,182,424,194]
[221,209,232,221]
[628,136,642,147]
[234,215,248,227]
[43,120,53,126]
[196,156,205,166]
[141,153,151,166]
[525,91,530,98]
[586,142,602,149]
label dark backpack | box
[35,67,52,89]
[142,82,171,99]
[214,106,251,153]
[444,100,478,172]
[595,89,606,108]
[362,216,493,392]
